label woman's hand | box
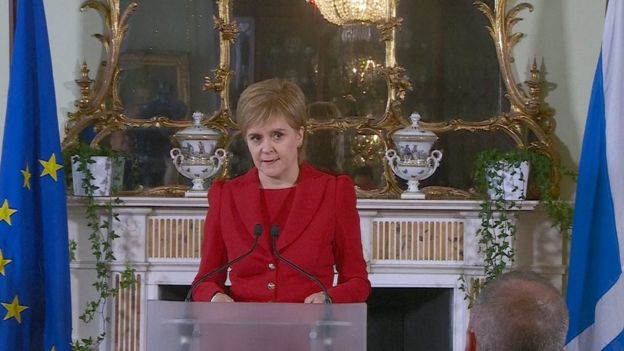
[304,292,328,303]
[210,292,234,302]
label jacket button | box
[267,282,276,290]
[268,263,276,270]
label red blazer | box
[192,162,371,303]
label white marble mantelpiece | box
[68,197,564,351]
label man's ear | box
[465,329,477,351]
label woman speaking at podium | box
[191,78,370,304]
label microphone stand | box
[185,224,263,302]
[269,225,334,351]
[177,224,263,351]
[269,224,332,304]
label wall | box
[0,1,608,195]
[513,0,607,198]
[0,0,103,164]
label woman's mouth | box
[262,158,278,165]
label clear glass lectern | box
[146,300,367,351]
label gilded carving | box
[62,0,560,198]
[213,16,239,42]
[376,16,403,42]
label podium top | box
[146,300,367,351]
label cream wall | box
[513,0,607,197]
[0,1,608,195]
[0,0,102,164]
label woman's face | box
[245,115,304,188]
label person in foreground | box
[465,270,569,351]
[191,78,371,303]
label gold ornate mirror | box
[63,0,559,198]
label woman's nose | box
[260,139,275,152]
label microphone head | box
[253,224,263,237]
[270,224,280,238]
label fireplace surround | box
[68,197,564,350]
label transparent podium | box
[146,300,367,351]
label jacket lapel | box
[277,163,327,251]
[231,168,265,238]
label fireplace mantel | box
[68,197,564,350]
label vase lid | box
[174,112,220,140]
[392,112,438,142]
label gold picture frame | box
[118,51,190,120]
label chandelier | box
[308,0,389,26]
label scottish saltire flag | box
[0,0,72,350]
[565,2,624,350]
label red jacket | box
[192,162,371,303]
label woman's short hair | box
[236,78,307,133]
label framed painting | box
[119,51,191,120]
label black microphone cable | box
[270,224,332,304]
[185,223,263,302]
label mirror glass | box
[78,0,520,195]
[119,0,221,120]
[110,0,221,190]
[420,131,517,191]
[306,129,386,189]
[231,0,388,120]
[396,0,505,122]
[101,127,188,190]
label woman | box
[191,78,370,303]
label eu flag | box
[565,1,624,350]
[0,0,72,350]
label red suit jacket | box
[192,162,371,303]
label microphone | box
[185,224,263,301]
[270,224,332,304]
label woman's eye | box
[248,135,261,143]
[272,132,283,140]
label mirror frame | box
[62,0,560,198]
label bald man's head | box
[466,271,569,351]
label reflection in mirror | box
[226,133,253,179]
[119,0,220,120]
[420,130,517,191]
[107,0,222,191]
[119,53,190,119]
[232,0,387,120]
[102,127,190,190]
[397,0,506,122]
[306,128,385,190]
[342,131,386,190]
[64,0,559,198]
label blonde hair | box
[235,78,308,133]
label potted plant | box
[471,147,573,283]
[63,141,126,197]
[62,141,136,351]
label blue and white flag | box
[565,2,624,350]
[0,0,72,350]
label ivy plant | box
[63,142,137,351]
[461,147,574,306]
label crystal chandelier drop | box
[309,0,389,26]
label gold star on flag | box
[50,346,56,351]
[21,165,32,189]
[39,153,63,182]
[0,250,11,276]
[0,199,17,226]
[2,295,28,323]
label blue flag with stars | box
[0,0,72,350]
